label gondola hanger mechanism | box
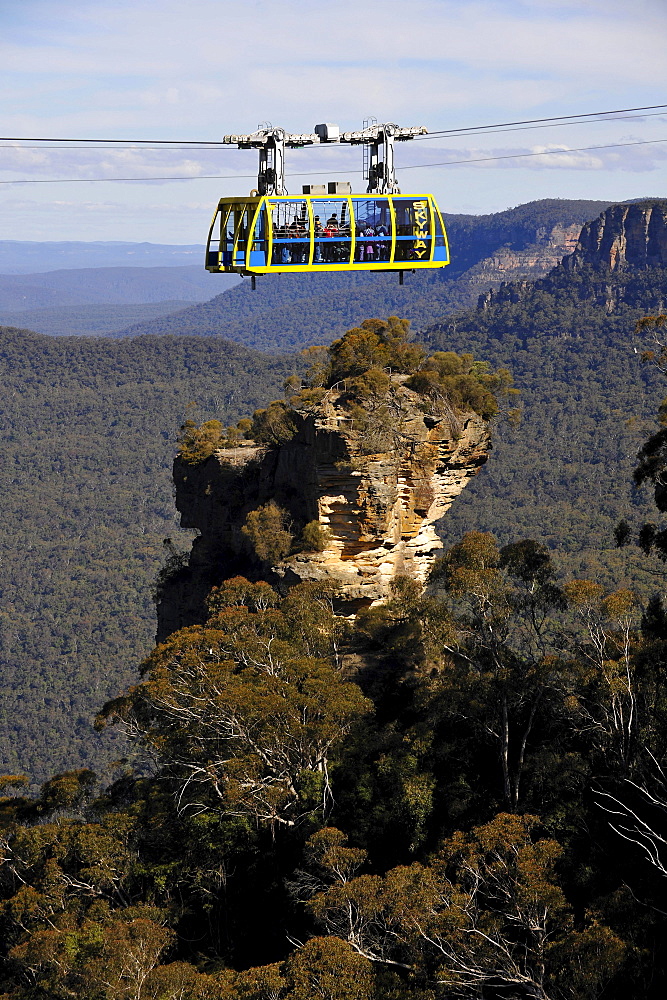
[221,121,426,196]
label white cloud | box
[2,0,666,133]
[0,143,248,181]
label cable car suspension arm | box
[220,123,427,196]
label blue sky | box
[1,0,666,241]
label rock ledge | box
[159,377,490,636]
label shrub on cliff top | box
[251,400,299,445]
[176,418,225,464]
[177,416,256,464]
[292,317,515,422]
[406,351,517,421]
[326,316,426,384]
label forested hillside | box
[0,200,665,786]
[429,202,667,590]
[0,327,298,783]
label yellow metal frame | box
[205,194,450,276]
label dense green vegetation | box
[3,487,667,995]
[0,327,297,784]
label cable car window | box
[206,205,225,268]
[433,208,448,262]
[214,204,235,267]
[311,199,351,264]
[250,205,268,266]
[393,198,432,263]
[269,200,311,266]
[231,205,252,267]
[352,198,391,263]
[221,206,233,253]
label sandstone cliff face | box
[476,201,667,316]
[564,201,667,272]
[158,380,489,638]
[465,223,582,286]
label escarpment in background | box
[156,320,501,639]
[464,222,582,286]
[157,385,489,638]
[475,199,667,317]
[563,200,667,272]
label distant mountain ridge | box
[0,265,240,336]
[0,265,231,310]
[0,241,206,273]
[0,301,197,337]
[441,198,611,275]
[475,200,667,320]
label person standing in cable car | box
[288,217,304,263]
[313,215,324,262]
[338,215,351,262]
[363,223,376,263]
[376,220,389,261]
[324,214,338,262]
[355,221,365,261]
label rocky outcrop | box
[475,201,667,316]
[157,380,490,638]
[564,201,667,272]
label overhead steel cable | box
[399,137,667,171]
[3,112,667,152]
[413,112,667,142]
[1,136,666,185]
[0,102,666,149]
[420,103,667,137]
[0,135,222,145]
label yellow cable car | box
[205,193,449,276]
[206,123,450,282]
